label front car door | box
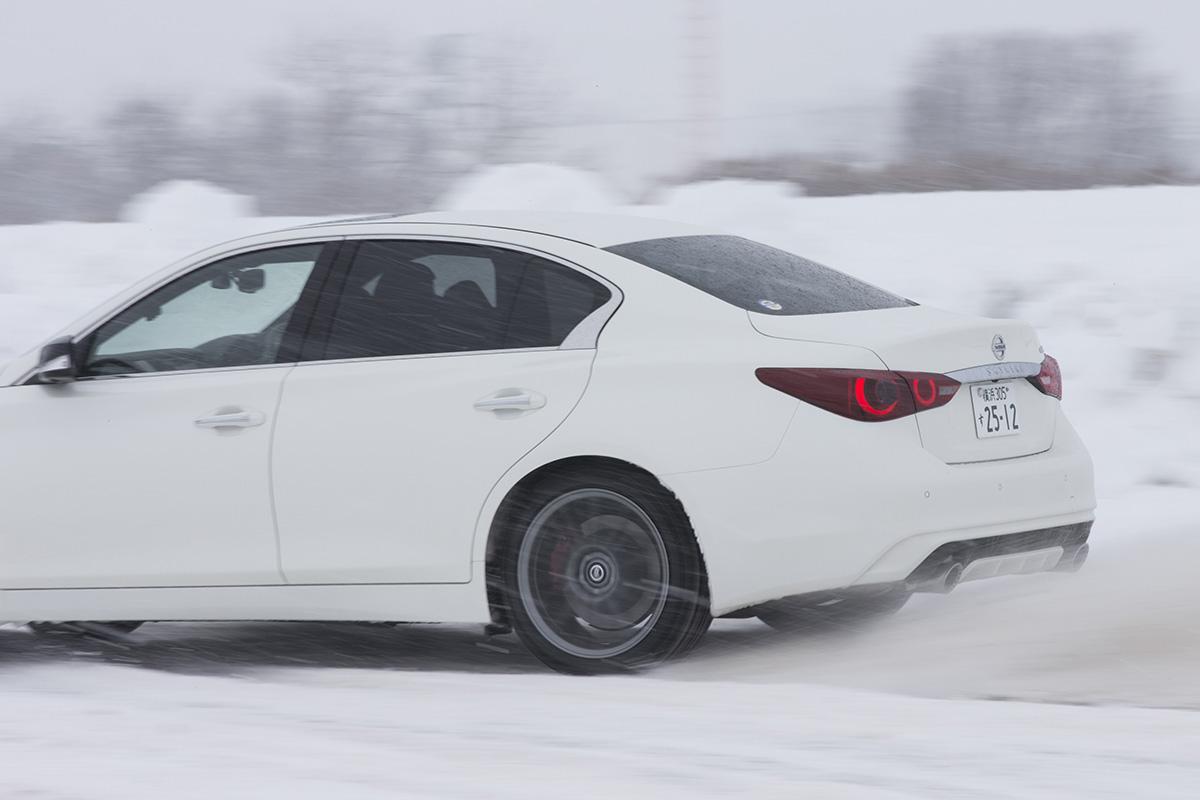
[0,241,335,589]
[271,236,617,583]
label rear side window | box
[506,259,613,349]
[319,240,611,360]
[605,235,912,316]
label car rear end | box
[605,235,1095,615]
[749,305,1093,588]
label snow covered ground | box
[1,178,1198,797]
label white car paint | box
[0,366,288,588]
[273,348,598,584]
[0,212,1095,625]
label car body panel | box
[273,348,597,584]
[0,366,289,588]
[749,305,1044,374]
[662,403,1094,614]
[914,378,1057,463]
[0,566,492,623]
[378,211,713,248]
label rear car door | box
[271,237,616,583]
[0,242,333,589]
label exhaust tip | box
[941,562,965,592]
[1056,543,1090,573]
[908,560,965,593]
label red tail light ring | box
[910,377,939,407]
[853,376,899,416]
[756,367,960,423]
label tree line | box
[0,35,545,224]
[0,31,1189,224]
[695,33,1186,195]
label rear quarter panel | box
[469,248,891,588]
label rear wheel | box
[498,470,710,674]
[756,587,910,634]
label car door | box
[271,237,616,584]
[0,241,335,589]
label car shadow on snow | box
[0,617,866,679]
[0,622,553,676]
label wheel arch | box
[481,454,709,628]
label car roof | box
[290,210,715,248]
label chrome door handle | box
[473,390,546,412]
[194,409,266,429]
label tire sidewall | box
[497,470,708,674]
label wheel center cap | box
[579,552,618,592]
[586,561,608,584]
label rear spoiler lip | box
[946,361,1042,383]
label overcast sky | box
[4,0,1198,115]
[3,0,1198,182]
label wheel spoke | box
[517,488,670,659]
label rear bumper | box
[851,512,1095,587]
[662,404,1096,616]
[901,520,1091,591]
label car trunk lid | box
[749,305,1057,463]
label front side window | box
[320,240,611,360]
[85,244,323,376]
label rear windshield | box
[605,235,913,316]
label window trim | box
[289,345,565,372]
[65,237,343,384]
[296,234,623,366]
[48,232,624,383]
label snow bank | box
[439,163,623,211]
[0,186,312,360]
[120,180,257,229]
[650,179,802,236]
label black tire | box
[497,469,710,674]
[756,587,910,634]
[673,602,714,657]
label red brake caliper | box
[547,535,573,591]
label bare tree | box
[265,33,549,214]
[0,114,105,223]
[101,99,192,203]
[901,33,1178,186]
[0,32,556,223]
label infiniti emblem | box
[991,334,1007,361]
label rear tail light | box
[756,367,960,422]
[1028,354,1062,400]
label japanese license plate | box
[970,381,1022,438]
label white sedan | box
[0,212,1095,673]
